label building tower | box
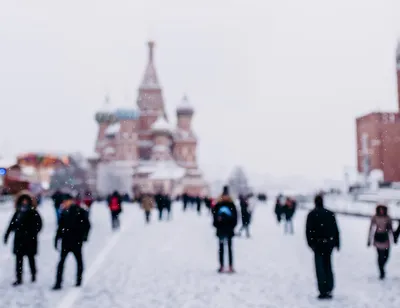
[173,95,198,169]
[151,116,173,161]
[396,42,400,110]
[95,95,116,157]
[136,41,166,160]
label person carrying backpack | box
[107,191,122,230]
[212,186,238,273]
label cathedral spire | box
[140,41,160,89]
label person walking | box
[4,191,42,286]
[82,190,94,218]
[196,196,202,215]
[274,194,283,224]
[141,193,154,223]
[237,195,251,238]
[107,191,123,230]
[51,190,64,224]
[306,194,340,300]
[212,186,238,273]
[283,197,296,234]
[367,204,393,280]
[52,194,91,290]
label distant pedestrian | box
[237,195,251,238]
[283,197,296,234]
[52,193,90,290]
[274,195,283,224]
[196,196,202,215]
[51,190,64,224]
[4,191,42,286]
[141,193,154,223]
[107,191,123,230]
[82,190,94,217]
[212,186,238,273]
[368,204,393,280]
[306,194,340,300]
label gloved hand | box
[3,236,8,245]
[367,240,371,247]
[54,238,59,251]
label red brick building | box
[356,43,400,182]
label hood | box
[14,190,37,209]
[376,204,388,216]
[218,194,233,203]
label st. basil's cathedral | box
[92,41,208,197]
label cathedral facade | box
[93,41,207,197]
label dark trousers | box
[56,247,83,285]
[377,248,390,276]
[197,203,201,214]
[145,211,151,223]
[158,208,163,220]
[16,254,36,282]
[183,202,187,211]
[314,249,334,295]
[111,212,120,230]
[218,237,233,267]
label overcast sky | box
[1,0,400,184]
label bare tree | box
[228,166,251,197]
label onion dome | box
[95,95,116,123]
[177,94,194,116]
[151,116,172,135]
[115,108,140,120]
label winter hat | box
[314,194,324,208]
[222,186,229,196]
[63,193,73,201]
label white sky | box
[1,0,400,184]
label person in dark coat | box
[107,191,123,230]
[212,186,238,273]
[164,194,172,220]
[237,195,251,238]
[182,193,189,211]
[154,192,164,220]
[283,197,297,234]
[196,196,202,215]
[274,194,283,224]
[52,193,91,290]
[4,191,42,286]
[51,190,64,224]
[306,194,340,300]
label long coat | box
[4,191,42,256]
[141,195,155,212]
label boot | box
[12,280,22,287]
[31,274,36,283]
[76,278,82,287]
[217,267,224,273]
[227,266,235,274]
[52,283,62,290]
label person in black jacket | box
[212,186,238,273]
[52,194,91,290]
[306,194,340,300]
[274,194,283,224]
[4,191,42,286]
[237,195,251,238]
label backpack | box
[217,205,233,223]
[110,197,120,212]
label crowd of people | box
[3,185,400,301]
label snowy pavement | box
[0,200,400,307]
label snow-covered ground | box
[0,199,400,307]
